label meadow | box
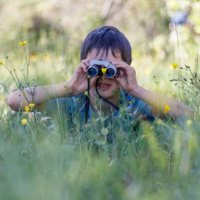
[1,1,200,199]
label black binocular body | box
[87,59,120,78]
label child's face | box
[86,49,122,99]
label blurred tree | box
[101,0,128,24]
[0,0,199,62]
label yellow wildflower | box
[101,67,107,75]
[163,105,170,113]
[19,41,28,47]
[0,60,5,65]
[171,63,178,69]
[43,54,51,61]
[30,53,38,62]
[21,118,28,126]
[24,106,30,112]
[29,103,35,109]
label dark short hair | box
[80,26,132,64]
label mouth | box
[97,82,112,90]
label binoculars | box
[87,59,119,78]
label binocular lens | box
[88,66,98,77]
[106,68,115,78]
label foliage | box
[1,0,200,199]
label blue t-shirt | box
[45,90,155,128]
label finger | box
[119,70,125,76]
[81,58,91,65]
[111,61,129,67]
[115,65,136,76]
[90,76,99,87]
[81,58,91,72]
[112,62,134,70]
[79,62,88,72]
[114,63,130,69]
[111,61,126,65]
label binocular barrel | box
[87,60,119,78]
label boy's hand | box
[112,61,139,93]
[67,58,97,96]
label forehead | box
[86,48,122,61]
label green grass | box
[1,107,200,200]
[1,25,200,200]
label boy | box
[7,26,193,125]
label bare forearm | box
[131,86,194,118]
[7,82,71,111]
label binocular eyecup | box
[87,59,119,78]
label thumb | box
[115,70,123,82]
[90,76,99,88]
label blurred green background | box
[0,0,200,90]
